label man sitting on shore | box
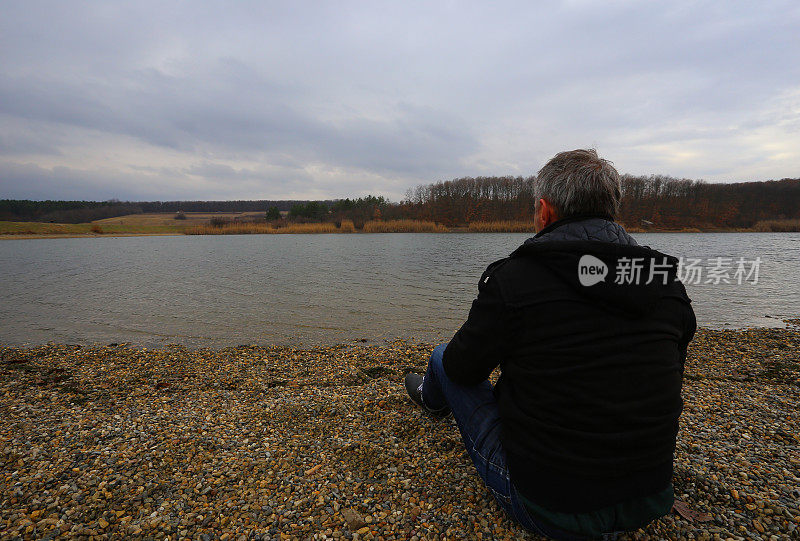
[404,149,696,540]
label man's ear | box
[538,198,558,228]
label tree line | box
[0,199,333,223]
[0,199,141,223]
[616,175,800,229]
[400,175,800,229]
[3,175,799,229]
[402,176,536,225]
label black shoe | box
[404,373,451,417]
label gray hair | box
[535,148,621,219]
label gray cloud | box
[1,0,799,201]
[0,160,323,201]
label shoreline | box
[0,229,789,240]
[0,232,184,240]
[1,320,797,350]
[2,327,798,539]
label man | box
[404,149,696,540]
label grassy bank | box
[1,327,798,539]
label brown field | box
[92,212,264,226]
[0,212,265,237]
[0,221,95,236]
[94,212,264,228]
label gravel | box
[1,326,798,540]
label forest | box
[400,175,800,229]
[2,175,799,231]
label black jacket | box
[442,215,696,512]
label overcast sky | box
[1,1,798,201]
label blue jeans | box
[422,344,612,541]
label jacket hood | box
[511,216,690,317]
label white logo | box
[578,255,608,286]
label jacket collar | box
[532,213,615,239]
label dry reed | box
[339,219,356,233]
[362,220,448,233]
[280,223,339,234]
[466,221,536,233]
[751,219,800,232]
[186,223,271,235]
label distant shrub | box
[90,224,103,234]
[175,211,187,220]
[209,217,233,228]
[266,207,281,220]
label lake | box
[1,232,798,347]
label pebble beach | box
[1,326,799,540]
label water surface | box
[1,233,797,347]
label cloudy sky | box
[1,1,798,201]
